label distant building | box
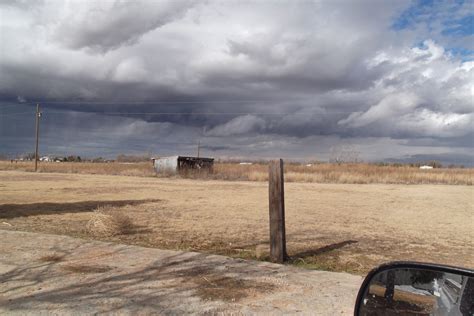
[152,156,214,174]
[420,165,434,169]
[40,156,52,162]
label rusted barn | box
[152,156,214,174]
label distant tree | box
[329,145,361,164]
[21,153,36,160]
[427,160,442,168]
[92,157,105,163]
[116,154,151,162]
[65,155,81,162]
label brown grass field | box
[1,160,472,185]
[0,169,472,274]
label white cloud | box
[112,58,148,83]
[206,115,266,137]
[395,109,473,138]
[339,93,421,128]
[337,40,474,138]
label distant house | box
[40,156,52,162]
[419,165,434,170]
[152,156,214,174]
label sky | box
[0,0,473,164]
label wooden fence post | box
[269,159,287,263]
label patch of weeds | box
[289,252,367,274]
[38,254,64,263]
[86,206,135,237]
[288,249,344,272]
[291,257,337,271]
[62,264,112,274]
[214,247,257,260]
[195,275,275,302]
[175,266,275,302]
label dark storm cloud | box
[0,0,472,162]
[54,0,195,53]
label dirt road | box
[0,230,362,315]
[0,170,472,273]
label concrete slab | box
[0,230,362,315]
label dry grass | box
[0,161,155,177]
[39,254,64,262]
[213,162,473,185]
[195,275,275,302]
[62,264,112,274]
[1,170,472,274]
[86,206,134,237]
[0,160,472,185]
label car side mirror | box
[354,261,474,316]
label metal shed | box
[152,156,214,174]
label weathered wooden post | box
[268,159,288,263]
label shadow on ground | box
[0,244,277,314]
[0,199,161,219]
[290,240,358,259]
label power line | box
[16,99,318,105]
[100,111,353,115]
[0,112,35,116]
[0,104,25,110]
[1,110,355,117]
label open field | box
[1,160,472,185]
[1,170,472,274]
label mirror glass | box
[358,268,474,316]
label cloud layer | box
[0,0,472,163]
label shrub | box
[86,206,134,237]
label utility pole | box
[197,140,201,158]
[34,104,41,172]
